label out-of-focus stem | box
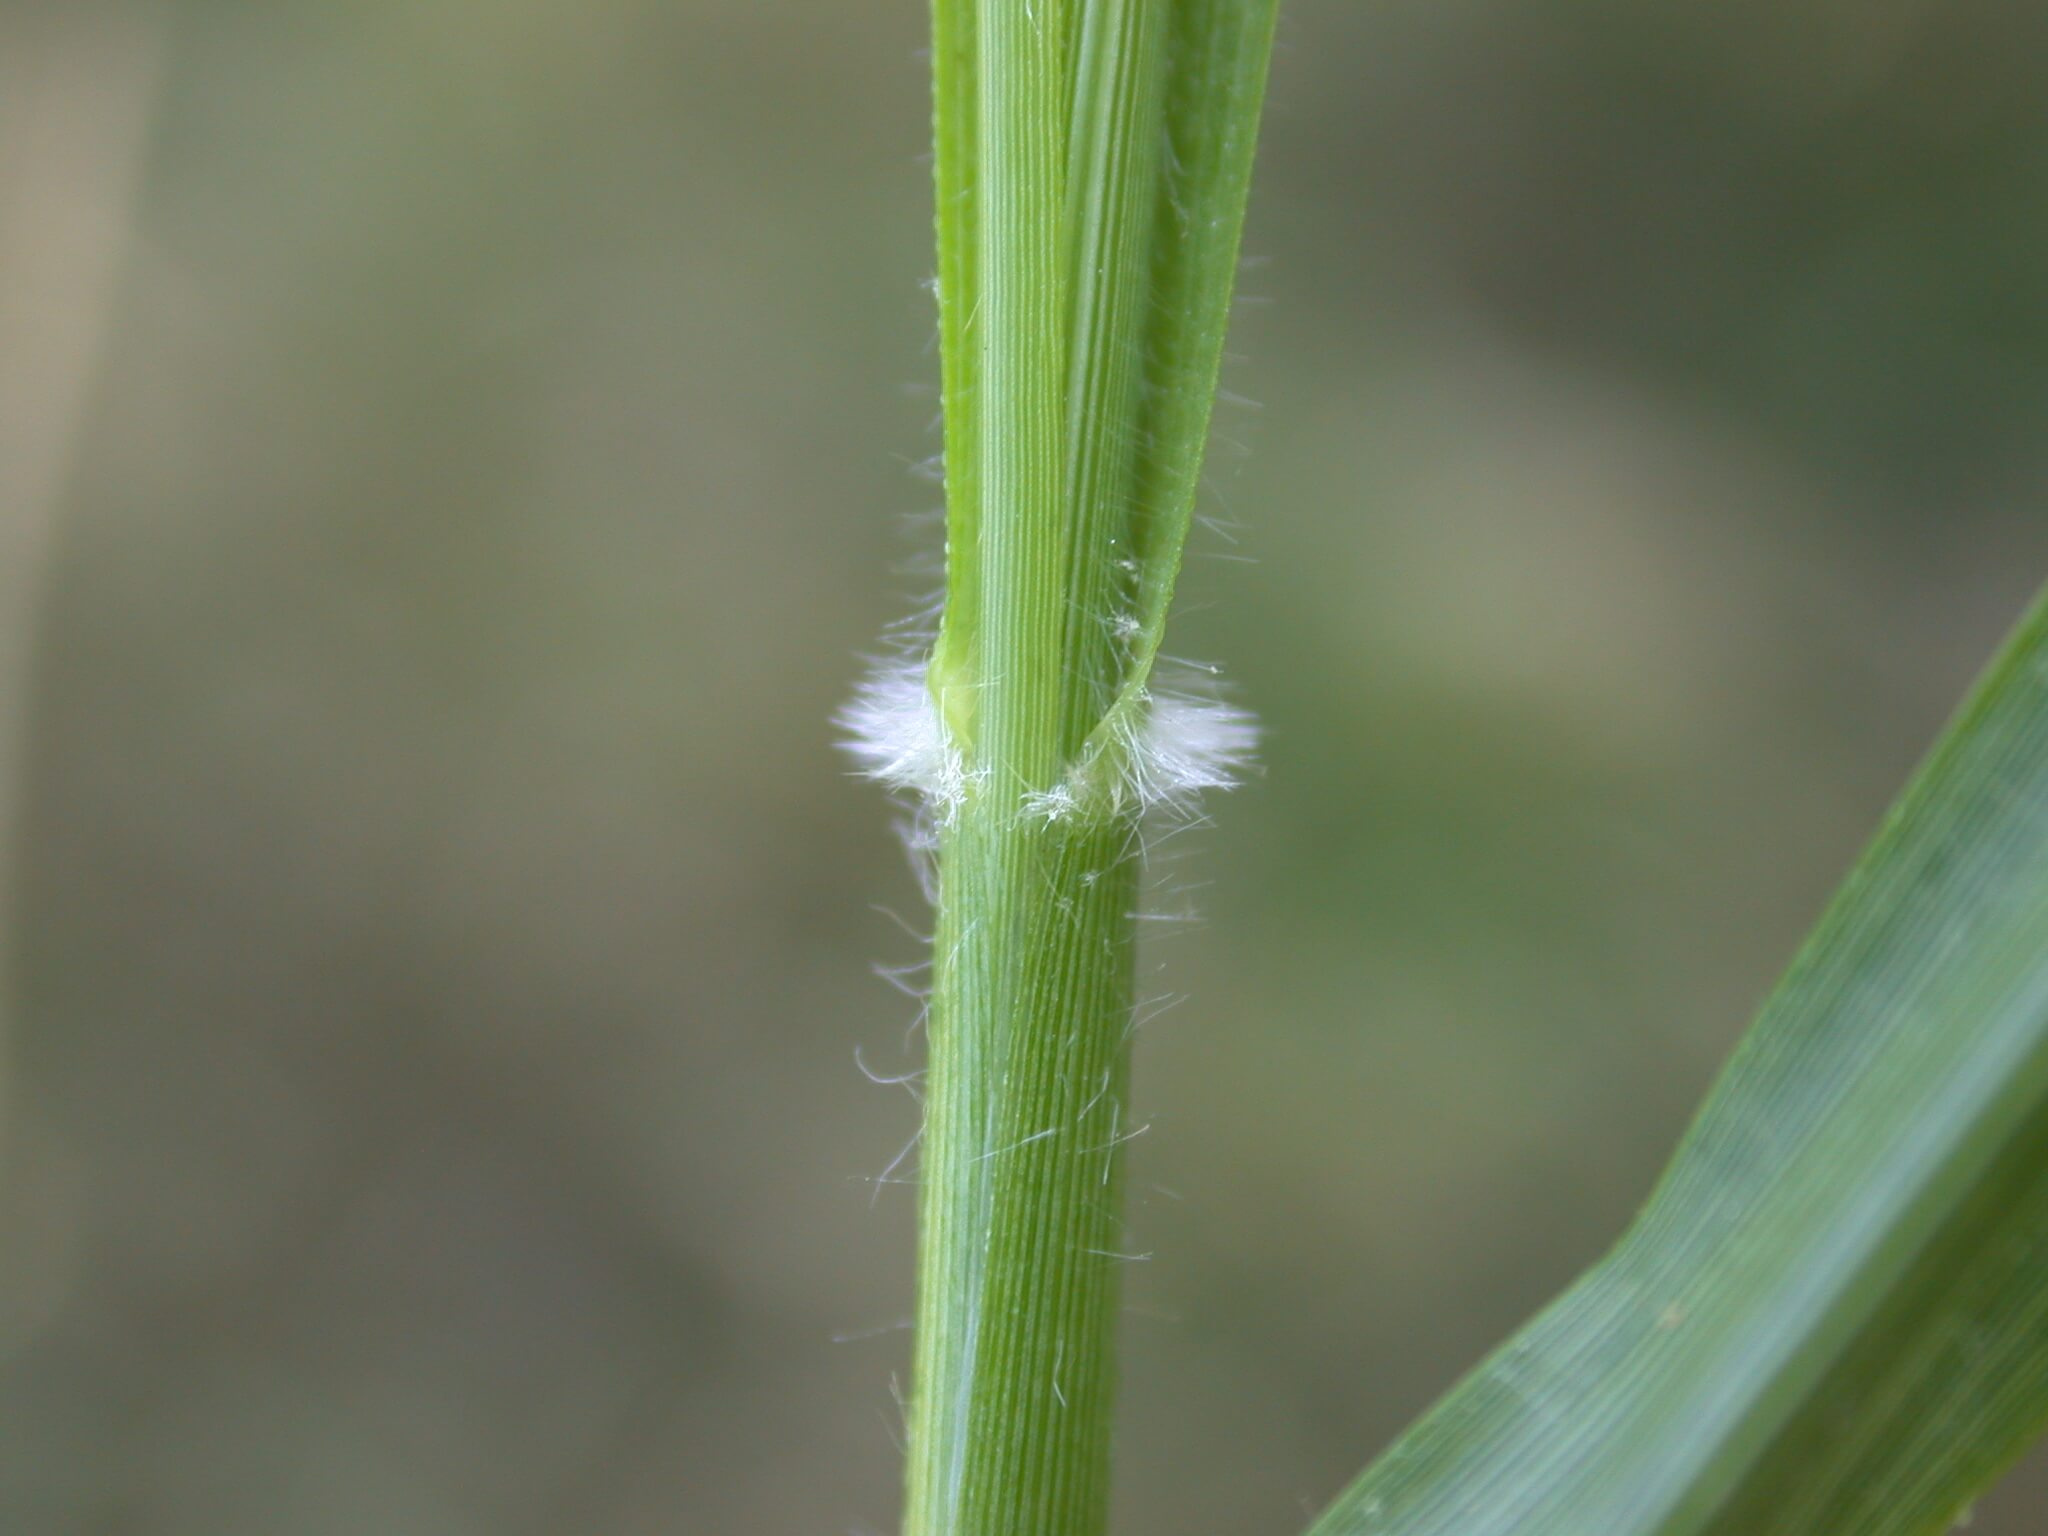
[0,5,169,1131]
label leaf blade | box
[1306,584,2048,1536]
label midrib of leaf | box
[902,4,1277,1535]
[1302,584,2048,1536]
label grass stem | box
[853,5,1278,1530]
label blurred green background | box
[4,1,2048,1531]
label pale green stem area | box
[898,3,1277,1534]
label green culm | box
[843,3,1277,1532]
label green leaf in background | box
[1304,582,2048,1535]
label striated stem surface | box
[858,4,1278,1531]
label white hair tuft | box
[837,657,973,821]
[841,655,1255,824]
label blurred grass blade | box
[1305,582,2048,1536]
[0,7,169,1141]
